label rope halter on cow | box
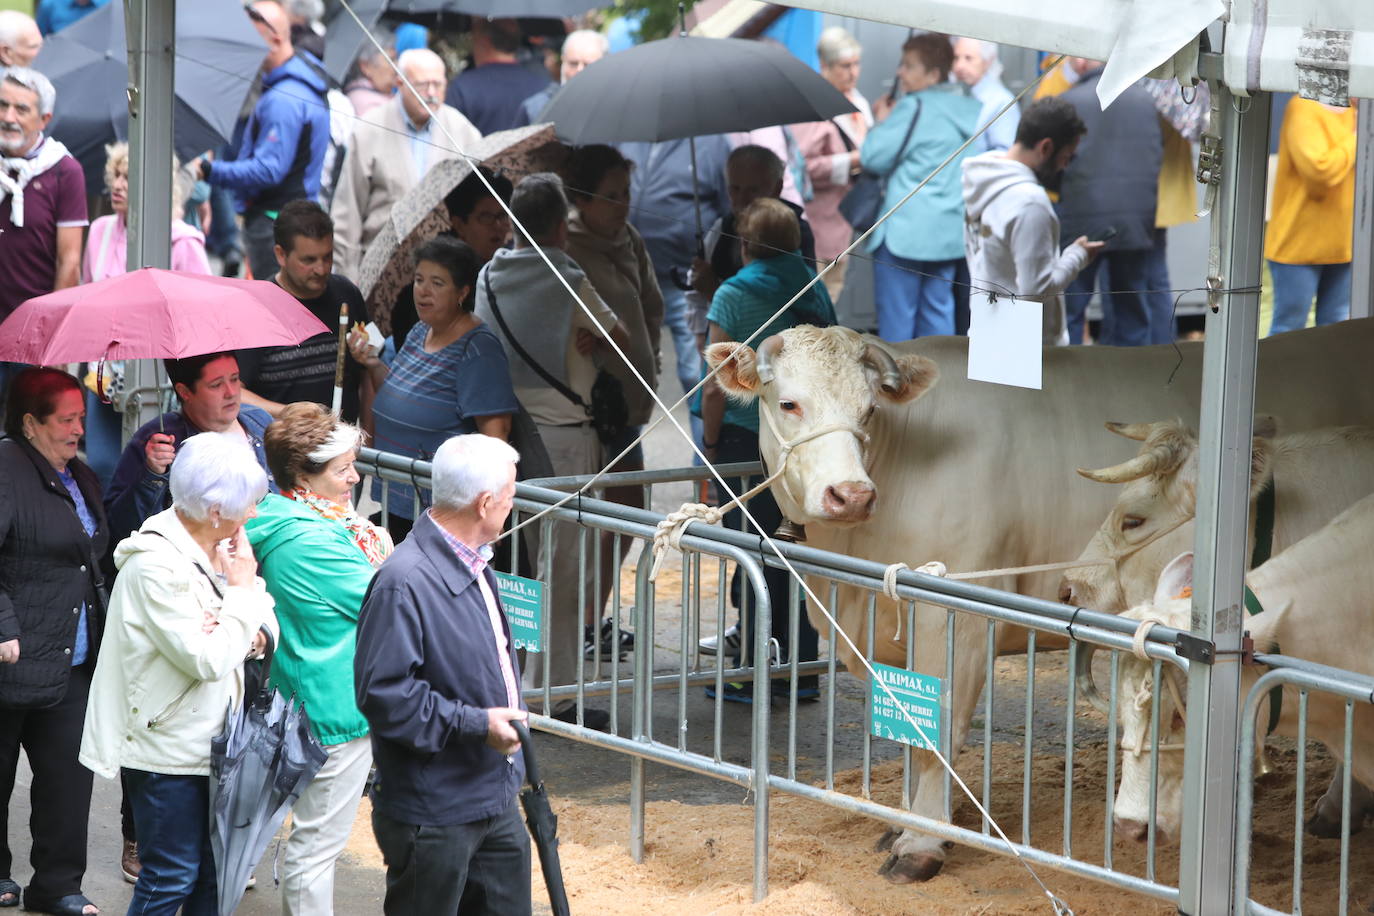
[1120,618,1190,757]
[647,411,868,581]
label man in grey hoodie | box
[960,97,1102,345]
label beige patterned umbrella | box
[357,123,567,333]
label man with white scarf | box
[0,67,85,403]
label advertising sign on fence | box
[870,663,942,751]
[496,572,543,653]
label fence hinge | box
[1174,632,1215,665]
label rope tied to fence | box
[883,561,947,641]
[1131,617,1167,661]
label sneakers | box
[698,624,741,657]
[705,677,821,705]
[121,839,140,884]
[584,618,634,660]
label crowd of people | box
[0,4,1363,915]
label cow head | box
[706,326,938,526]
[1059,418,1277,611]
[1101,554,1195,842]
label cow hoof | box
[877,852,944,884]
[873,828,900,853]
[1305,812,1364,839]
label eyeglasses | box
[473,210,512,227]
[408,80,446,93]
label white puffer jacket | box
[80,508,277,779]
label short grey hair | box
[170,433,270,522]
[511,172,569,242]
[562,29,609,57]
[727,144,785,185]
[0,66,54,117]
[398,47,445,78]
[955,37,1002,82]
[0,11,36,49]
[816,27,861,66]
[284,0,323,22]
[431,434,520,511]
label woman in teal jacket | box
[246,402,393,916]
[861,32,982,341]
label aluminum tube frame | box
[1176,81,1272,916]
[121,0,176,440]
[1352,98,1374,322]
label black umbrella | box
[209,637,328,916]
[537,35,857,145]
[35,0,266,193]
[512,721,570,916]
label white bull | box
[1099,494,1374,842]
[705,322,1374,883]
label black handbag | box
[838,99,922,234]
[484,271,629,447]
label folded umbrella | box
[0,269,330,365]
[35,0,266,193]
[356,123,565,332]
[513,721,570,916]
[210,637,329,916]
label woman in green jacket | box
[246,402,393,916]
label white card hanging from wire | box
[967,292,1043,390]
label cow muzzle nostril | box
[822,482,876,520]
[1058,580,1075,604]
[1114,816,1150,843]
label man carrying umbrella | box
[355,433,531,916]
[0,66,85,407]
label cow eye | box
[779,399,800,413]
[1121,515,1145,531]
[862,405,876,424]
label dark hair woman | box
[0,368,108,916]
[348,236,519,542]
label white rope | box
[332,9,1072,907]
[1131,617,1165,661]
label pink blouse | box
[81,214,212,283]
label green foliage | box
[610,0,698,44]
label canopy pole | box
[1176,83,1271,916]
[122,0,176,439]
[1351,98,1374,321]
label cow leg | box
[1305,766,1374,838]
[877,751,952,883]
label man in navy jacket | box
[355,433,530,915]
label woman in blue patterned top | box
[350,236,518,542]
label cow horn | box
[1075,644,1113,717]
[861,343,903,395]
[754,334,785,385]
[1076,442,1183,484]
[1105,421,1154,441]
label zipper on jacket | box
[147,681,197,730]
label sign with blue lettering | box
[870,663,942,751]
[495,572,543,653]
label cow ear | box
[706,341,761,399]
[879,354,940,404]
[1152,552,1194,606]
[1250,435,1275,500]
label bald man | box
[513,29,608,127]
[331,47,482,278]
[195,0,331,281]
[0,11,42,67]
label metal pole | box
[1175,83,1271,916]
[1350,98,1374,320]
[121,0,176,439]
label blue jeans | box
[1143,229,1175,345]
[1064,249,1155,346]
[656,275,704,448]
[123,770,218,916]
[1268,260,1351,335]
[83,389,123,488]
[872,245,957,341]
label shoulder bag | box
[838,99,922,234]
[483,271,628,447]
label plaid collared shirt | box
[433,513,520,708]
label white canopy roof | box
[782,0,1372,107]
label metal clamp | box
[1175,631,1215,665]
[1196,132,1223,187]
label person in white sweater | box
[961,97,1103,345]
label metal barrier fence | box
[358,448,1364,912]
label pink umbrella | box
[0,268,330,365]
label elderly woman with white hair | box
[951,37,1020,152]
[245,402,390,916]
[790,27,873,300]
[80,432,276,916]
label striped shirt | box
[433,516,521,709]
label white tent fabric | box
[782,0,1372,106]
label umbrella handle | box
[512,719,542,787]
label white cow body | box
[1062,422,1374,612]
[706,321,1374,882]
[1111,495,1374,839]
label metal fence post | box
[1175,83,1271,916]
[1351,98,1374,321]
[122,0,176,440]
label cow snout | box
[1058,579,1075,605]
[1114,815,1150,843]
[821,482,876,521]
